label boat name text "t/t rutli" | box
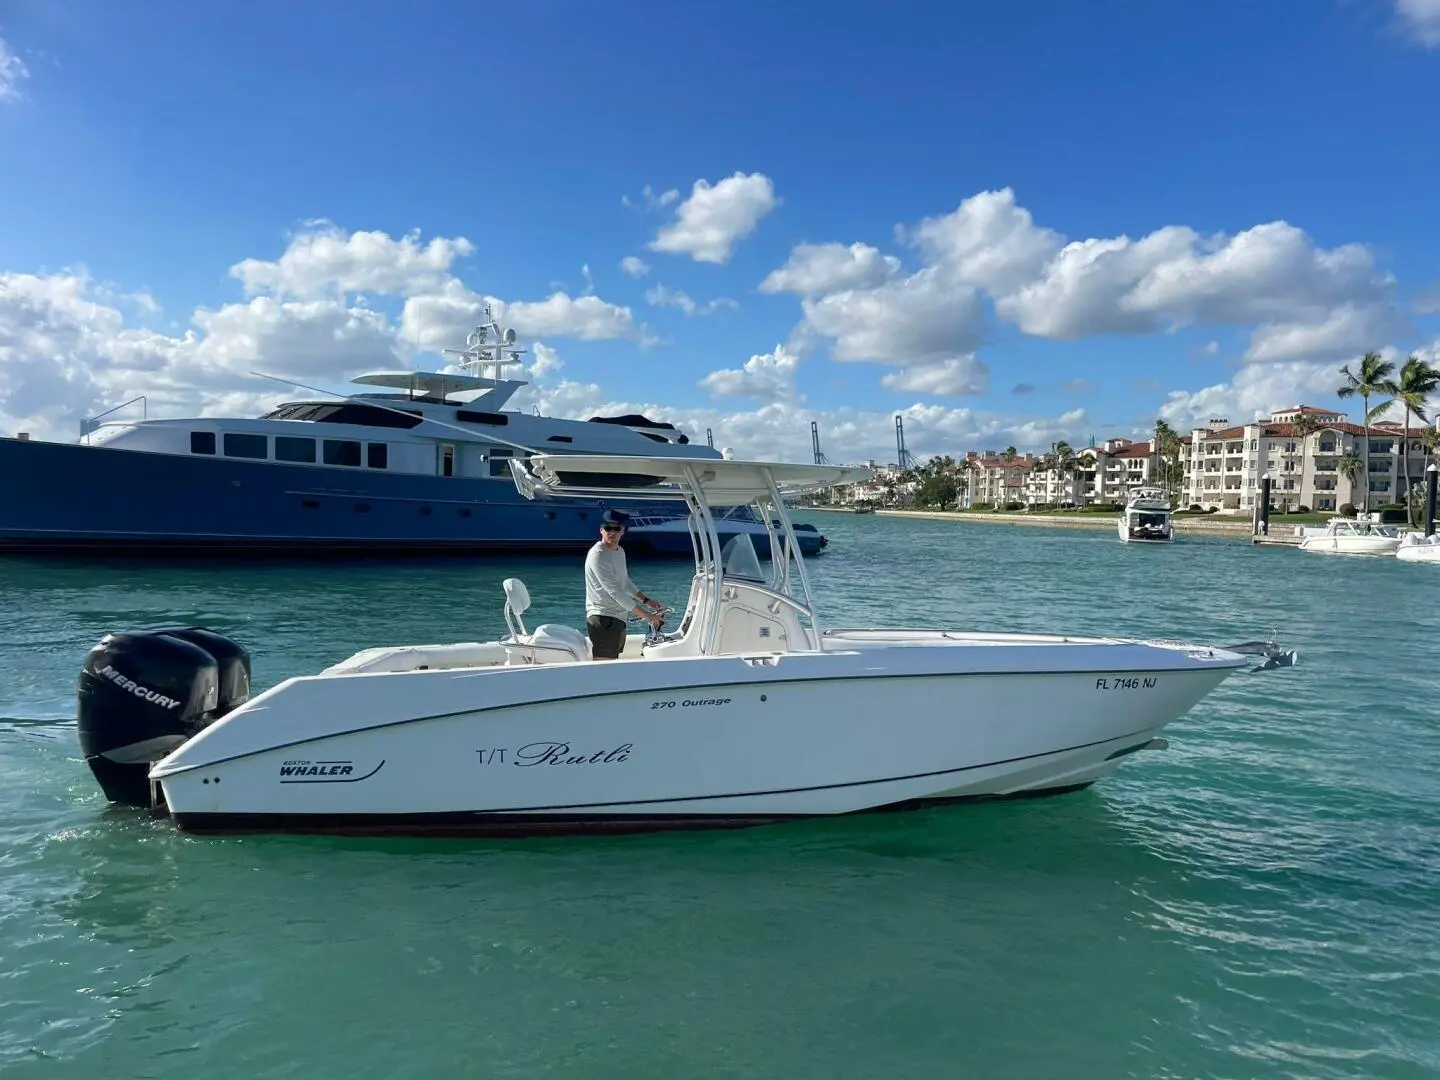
[475,742,634,766]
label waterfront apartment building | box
[1181,405,1434,514]
[1020,437,1164,507]
[963,451,1036,507]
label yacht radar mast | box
[442,305,528,382]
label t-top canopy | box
[519,454,874,502]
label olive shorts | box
[586,614,627,660]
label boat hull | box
[1118,515,1173,543]
[1395,540,1440,562]
[1298,536,1402,556]
[150,651,1241,837]
[0,437,700,557]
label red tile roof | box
[1275,405,1346,416]
[1110,442,1156,458]
[1193,419,1409,440]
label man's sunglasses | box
[601,524,623,532]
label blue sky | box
[1,0,1438,462]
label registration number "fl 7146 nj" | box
[1095,676,1157,691]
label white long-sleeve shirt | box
[584,542,641,620]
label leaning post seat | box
[500,578,591,663]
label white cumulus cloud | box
[619,256,650,278]
[1397,0,1440,46]
[649,172,780,264]
[764,186,1405,394]
[700,343,801,405]
[880,358,987,396]
[0,225,657,442]
[799,267,991,396]
[644,284,738,317]
[0,36,28,103]
[231,222,475,299]
[759,242,901,296]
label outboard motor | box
[77,627,252,808]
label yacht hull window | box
[323,439,362,467]
[190,431,216,455]
[367,443,388,470]
[455,410,509,426]
[439,444,456,477]
[275,436,316,463]
[223,433,268,460]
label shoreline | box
[804,506,1275,538]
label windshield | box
[720,532,765,582]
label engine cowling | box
[77,627,252,807]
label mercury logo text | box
[99,665,181,710]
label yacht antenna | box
[442,305,528,381]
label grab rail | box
[80,396,147,442]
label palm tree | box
[1337,351,1396,513]
[955,458,972,508]
[1052,441,1076,507]
[1337,451,1365,513]
[1424,427,1440,470]
[1072,450,1094,508]
[1001,446,1018,508]
[1153,418,1183,502]
[1028,456,1049,508]
[1288,413,1320,513]
[1384,356,1440,526]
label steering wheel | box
[632,605,677,645]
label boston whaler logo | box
[279,758,386,783]
[99,665,182,711]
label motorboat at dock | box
[1395,531,1440,563]
[75,454,1296,838]
[1297,515,1403,556]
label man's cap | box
[601,509,629,526]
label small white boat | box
[1118,487,1174,543]
[1297,515,1403,556]
[1395,531,1440,563]
[74,454,1296,838]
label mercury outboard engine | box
[77,626,251,808]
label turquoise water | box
[2,515,1437,1079]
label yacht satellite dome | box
[503,327,517,345]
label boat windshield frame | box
[508,457,837,653]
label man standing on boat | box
[584,510,664,660]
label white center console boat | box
[75,454,1296,838]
